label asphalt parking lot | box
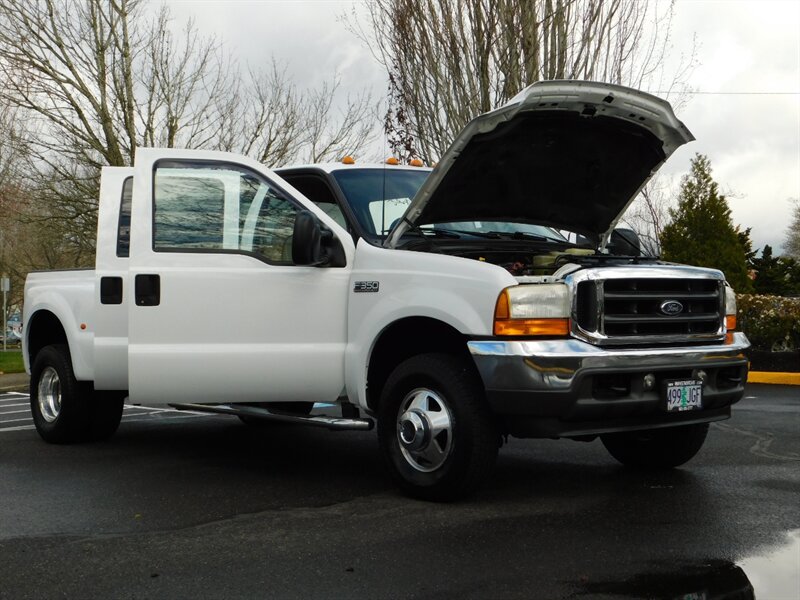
[1,384,798,599]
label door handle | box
[135,274,160,306]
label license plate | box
[664,379,703,412]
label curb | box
[748,372,800,386]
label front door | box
[127,149,353,405]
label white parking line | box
[121,410,159,417]
[0,395,216,433]
[0,424,35,432]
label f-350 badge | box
[354,281,380,293]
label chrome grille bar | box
[569,266,727,346]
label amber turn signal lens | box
[494,318,570,336]
[494,291,510,320]
[493,288,570,336]
[725,315,736,330]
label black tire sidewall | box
[89,391,125,441]
[30,344,90,443]
[601,423,709,469]
[378,353,498,500]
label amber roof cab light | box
[342,156,355,164]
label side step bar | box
[170,403,374,431]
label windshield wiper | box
[426,228,462,238]
[384,223,460,239]
[432,228,502,239]
[486,231,561,242]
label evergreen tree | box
[785,201,800,260]
[661,154,753,292]
[751,245,800,296]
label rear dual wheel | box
[378,353,499,502]
[31,344,124,444]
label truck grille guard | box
[567,266,727,347]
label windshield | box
[331,169,428,237]
[331,168,567,243]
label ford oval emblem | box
[660,300,684,316]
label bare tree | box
[0,0,378,267]
[228,64,376,165]
[348,0,695,162]
[301,76,376,163]
[618,178,676,256]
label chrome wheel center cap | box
[398,410,429,451]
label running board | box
[170,403,374,431]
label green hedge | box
[737,294,800,352]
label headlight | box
[494,284,570,336]
[724,285,737,330]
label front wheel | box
[378,353,499,501]
[601,423,710,469]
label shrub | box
[736,294,800,351]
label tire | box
[88,391,125,441]
[601,423,710,469]
[30,344,92,444]
[377,353,499,502]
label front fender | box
[344,241,515,410]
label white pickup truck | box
[23,81,749,500]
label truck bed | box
[23,269,96,380]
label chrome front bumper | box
[467,332,750,438]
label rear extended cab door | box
[93,167,133,390]
[127,149,354,405]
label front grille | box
[575,278,724,343]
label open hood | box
[385,81,694,248]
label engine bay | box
[444,246,659,277]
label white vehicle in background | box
[22,81,749,500]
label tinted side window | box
[154,174,226,249]
[153,162,299,263]
[116,177,133,258]
[283,174,349,231]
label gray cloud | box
[165,0,799,254]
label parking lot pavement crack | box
[713,423,800,462]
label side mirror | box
[608,228,642,256]
[292,210,348,267]
[292,211,326,266]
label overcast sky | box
[164,0,800,255]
